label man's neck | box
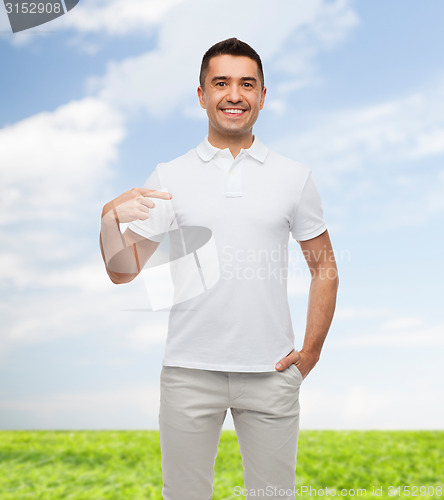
[207,130,254,158]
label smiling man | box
[100,38,339,500]
[197,53,266,150]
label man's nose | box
[227,84,242,102]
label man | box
[100,38,338,500]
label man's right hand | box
[102,188,173,224]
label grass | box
[0,431,442,499]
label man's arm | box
[100,187,172,284]
[275,229,339,378]
[100,221,160,284]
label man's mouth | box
[220,108,247,116]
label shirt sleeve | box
[127,168,176,243]
[290,171,327,241]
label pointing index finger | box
[140,189,173,200]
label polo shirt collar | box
[196,135,268,163]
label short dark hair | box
[199,37,264,90]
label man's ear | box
[197,86,207,109]
[259,86,267,110]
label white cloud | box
[335,307,392,320]
[0,95,131,365]
[0,252,110,292]
[62,0,185,36]
[0,97,125,223]
[0,96,134,363]
[329,321,444,348]
[381,316,423,331]
[272,78,444,186]
[300,383,444,429]
[88,0,358,118]
[0,385,160,429]
[0,0,186,47]
[270,76,444,232]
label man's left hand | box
[274,349,319,380]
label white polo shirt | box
[129,135,327,372]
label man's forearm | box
[301,272,339,360]
[100,207,139,283]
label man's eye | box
[243,83,252,87]
[216,82,226,86]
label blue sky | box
[0,0,443,430]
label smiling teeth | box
[223,109,245,114]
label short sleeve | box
[128,168,176,243]
[290,172,327,241]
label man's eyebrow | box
[211,76,258,84]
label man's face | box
[197,54,266,139]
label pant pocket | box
[289,362,303,382]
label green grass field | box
[0,431,442,499]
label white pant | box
[159,364,303,500]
